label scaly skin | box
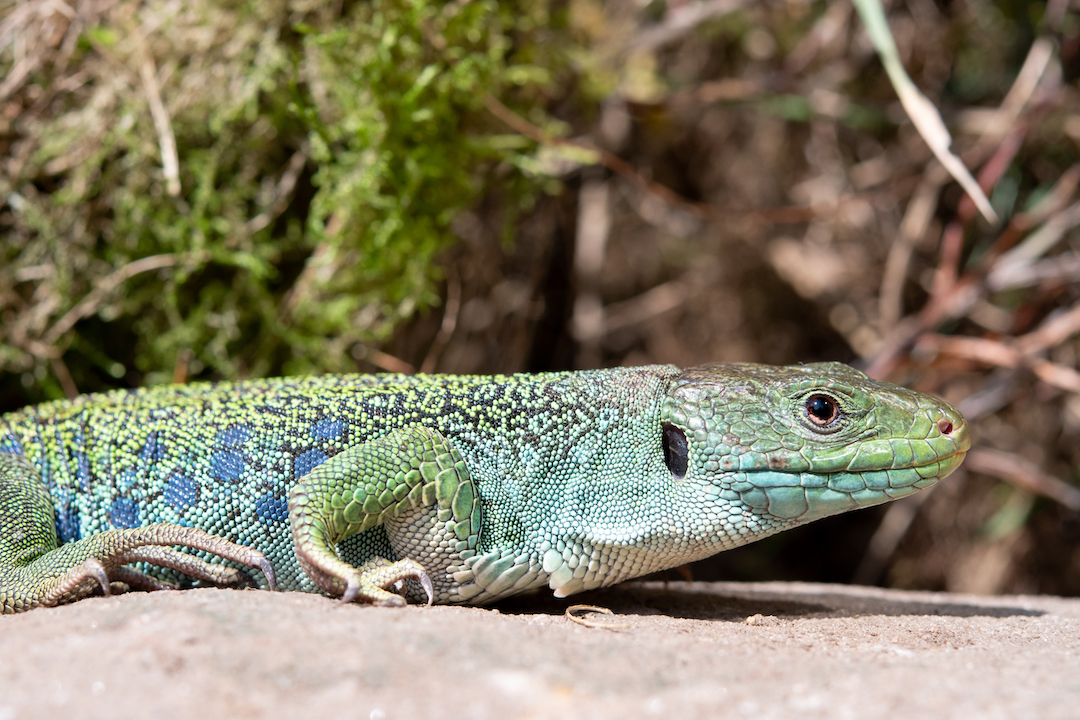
[0,362,969,613]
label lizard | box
[0,361,968,614]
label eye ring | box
[804,394,840,427]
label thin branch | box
[916,334,1021,369]
[880,169,946,327]
[44,254,182,345]
[988,200,1080,288]
[585,276,697,340]
[1018,303,1080,355]
[352,345,415,375]
[965,448,1080,511]
[986,255,1080,291]
[420,269,461,375]
[246,143,310,235]
[915,302,1080,394]
[49,354,78,398]
[931,126,1025,302]
[627,0,750,53]
[978,37,1055,145]
[482,94,711,219]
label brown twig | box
[974,163,1080,272]
[930,126,1026,303]
[626,0,750,53]
[43,253,183,346]
[1017,303,1080,355]
[988,200,1080,289]
[246,143,311,235]
[915,301,1080,394]
[49,354,78,399]
[965,448,1080,510]
[420,269,461,374]
[572,176,611,368]
[482,94,712,219]
[599,276,697,339]
[879,169,947,327]
[351,345,415,375]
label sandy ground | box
[1,581,1077,720]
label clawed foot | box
[339,558,433,607]
[36,524,277,609]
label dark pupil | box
[662,423,689,480]
[806,395,836,424]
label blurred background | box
[3,0,1080,596]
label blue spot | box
[294,449,328,478]
[255,492,288,524]
[211,449,245,481]
[53,486,81,543]
[219,425,251,446]
[139,431,163,463]
[312,418,344,440]
[0,434,24,456]
[109,497,139,529]
[75,452,90,491]
[164,475,199,510]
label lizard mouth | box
[914,447,968,477]
[741,419,970,523]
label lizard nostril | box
[938,420,954,435]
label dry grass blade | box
[852,0,997,223]
[136,50,180,197]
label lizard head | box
[660,362,969,526]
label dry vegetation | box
[3,0,1080,595]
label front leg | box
[288,426,481,606]
[0,453,275,614]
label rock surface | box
[1,582,1076,719]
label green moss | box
[0,0,562,400]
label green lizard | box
[0,362,968,613]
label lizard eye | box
[662,423,688,480]
[805,394,840,427]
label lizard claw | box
[81,558,110,597]
[259,557,277,591]
[333,558,432,606]
[340,579,360,606]
[419,570,434,607]
[380,569,434,606]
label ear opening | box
[662,423,688,480]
